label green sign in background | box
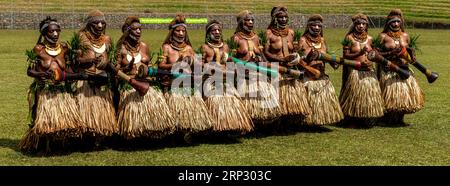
[140,18,208,24]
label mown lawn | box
[2,0,449,23]
[0,28,449,165]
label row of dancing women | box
[21,7,436,153]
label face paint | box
[45,24,61,44]
[128,22,142,41]
[89,19,106,36]
[173,26,186,43]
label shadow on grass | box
[10,130,245,155]
[333,117,377,130]
[13,134,184,157]
[332,116,413,129]
[375,122,412,128]
[0,138,21,152]
[112,130,248,151]
[17,135,116,157]
[188,131,244,145]
[110,132,204,152]
[244,116,333,139]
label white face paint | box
[128,22,141,41]
[89,19,106,36]
[354,19,367,33]
[45,24,60,44]
[308,23,322,36]
[275,11,288,28]
[389,20,401,31]
[209,24,222,42]
[242,15,254,32]
[172,26,186,43]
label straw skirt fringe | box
[75,80,118,136]
[238,76,282,124]
[279,77,311,117]
[19,89,83,151]
[204,80,253,133]
[165,89,214,133]
[379,70,424,114]
[340,69,384,118]
[304,77,344,125]
[118,86,176,139]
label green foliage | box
[149,51,159,67]
[258,30,267,47]
[340,37,351,47]
[194,45,202,55]
[409,34,421,54]
[372,35,384,50]
[225,38,237,56]
[108,39,117,65]
[25,49,37,63]
[25,49,38,69]
[153,47,164,67]
[294,29,302,42]
[67,32,84,69]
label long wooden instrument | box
[398,47,438,83]
[367,50,411,80]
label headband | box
[272,7,287,18]
[387,17,402,24]
[308,20,323,26]
[40,21,59,33]
[124,23,141,32]
[237,11,254,23]
[206,23,220,32]
[354,18,368,24]
[85,16,106,24]
[171,23,187,29]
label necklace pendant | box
[45,43,62,56]
[312,42,321,49]
[93,43,106,54]
[394,40,400,45]
[45,47,61,56]
[127,53,142,64]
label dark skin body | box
[378,20,410,62]
[232,17,262,62]
[201,25,229,65]
[201,24,230,77]
[28,24,69,81]
[264,11,295,65]
[158,26,195,86]
[298,23,328,78]
[116,22,151,79]
[76,19,112,72]
[343,21,373,69]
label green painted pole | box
[231,57,279,77]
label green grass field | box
[0,28,449,165]
[1,0,450,23]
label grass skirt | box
[19,88,83,151]
[118,86,176,139]
[165,88,214,133]
[379,70,424,114]
[279,77,312,117]
[340,69,384,118]
[238,73,282,124]
[304,77,344,125]
[75,80,118,136]
[203,79,253,133]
